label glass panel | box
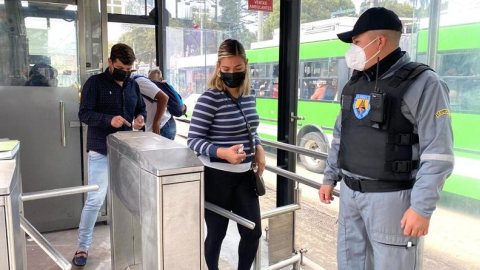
[83,0,103,79]
[166,2,282,269]
[413,2,480,270]
[107,0,154,16]
[0,1,79,87]
[107,22,156,74]
[295,4,357,269]
[165,0,279,99]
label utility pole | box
[200,11,204,55]
[257,11,264,41]
[176,0,178,18]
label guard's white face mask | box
[345,37,381,71]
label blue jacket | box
[79,69,147,155]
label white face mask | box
[345,37,381,71]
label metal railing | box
[263,253,302,270]
[254,139,341,270]
[22,185,99,201]
[20,215,72,270]
[205,201,256,230]
[266,164,340,197]
[177,120,337,269]
[262,138,328,160]
[262,204,301,220]
[20,185,99,270]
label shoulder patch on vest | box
[435,109,451,118]
[353,94,371,119]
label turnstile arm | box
[20,215,72,270]
[21,185,99,201]
[205,201,256,230]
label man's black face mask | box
[111,67,131,82]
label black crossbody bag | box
[224,91,266,196]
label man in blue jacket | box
[74,43,146,267]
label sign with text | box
[248,0,273,12]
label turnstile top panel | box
[0,159,17,195]
[107,131,203,176]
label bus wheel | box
[299,132,328,173]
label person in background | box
[187,39,265,270]
[148,68,186,140]
[322,79,338,101]
[133,74,170,135]
[73,43,146,267]
[318,7,454,270]
[310,80,328,100]
[25,62,58,87]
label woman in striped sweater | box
[188,39,266,270]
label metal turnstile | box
[0,154,26,270]
[108,132,205,270]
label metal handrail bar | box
[453,147,480,155]
[262,139,328,160]
[20,215,72,270]
[321,126,334,131]
[266,164,340,197]
[22,185,100,201]
[261,204,301,219]
[262,253,301,270]
[175,120,327,160]
[259,117,278,123]
[205,201,256,230]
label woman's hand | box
[217,144,247,165]
[255,145,266,176]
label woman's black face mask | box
[220,71,245,88]
[111,67,131,82]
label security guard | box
[318,7,454,270]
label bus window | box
[440,52,480,113]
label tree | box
[262,1,280,40]
[302,0,356,22]
[118,26,156,66]
[263,0,355,40]
[218,0,257,49]
[360,0,414,18]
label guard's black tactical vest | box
[338,62,432,181]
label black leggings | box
[204,166,262,270]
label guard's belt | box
[342,174,415,193]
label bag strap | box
[223,91,257,169]
[141,94,156,103]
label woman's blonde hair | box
[208,39,251,96]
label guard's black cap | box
[337,7,402,43]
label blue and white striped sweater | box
[187,89,261,165]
